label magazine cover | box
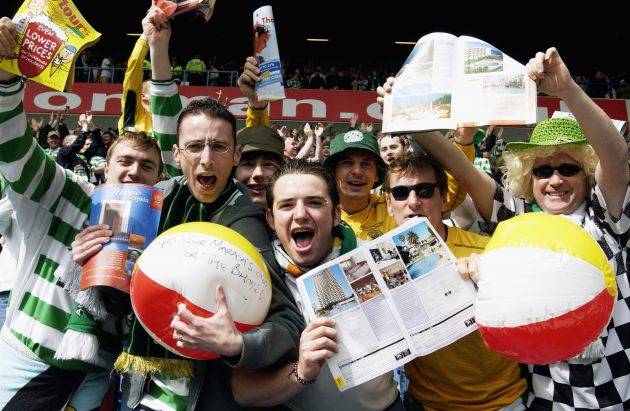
[0,0,101,92]
[81,184,163,292]
[253,5,285,102]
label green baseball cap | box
[324,129,386,188]
[504,118,587,153]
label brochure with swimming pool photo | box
[296,217,478,391]
[382,33,537,134]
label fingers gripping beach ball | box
[130,222,272,359]
[476,213,616,365]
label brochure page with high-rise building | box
[296,217,478,391]
[382,33,537,134]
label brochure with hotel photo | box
[296,217,478,391]
[382,33,537,133]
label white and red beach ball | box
[130,222,272,359]
[476,213,616,364]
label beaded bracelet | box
[292,361,315,385]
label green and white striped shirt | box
[150,81,182,177]
[0,79,116,372]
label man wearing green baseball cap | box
[324,129,475,242]
[323,129,394,241]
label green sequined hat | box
[504,118,587,153]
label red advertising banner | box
[22,81,630,124]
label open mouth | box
[197,174,217,190]
[406,213,425,220]
[546,191,569,198]
[291,228,315,251]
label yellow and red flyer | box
[0,0,101,91]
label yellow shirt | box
[405,226,527,411]
[341,193,397,242]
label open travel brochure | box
[296,217,478,391]
[382,33,537,133]
[0,0,101,92]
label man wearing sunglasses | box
[383,153,528,411]
[323,130,473,242]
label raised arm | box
[143,3,182,176]
[238,56,272,127]
[296,123,315,159]
[527,47,629,218]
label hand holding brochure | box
[296,217,478,391]
[382,33,537,133]
[253,6,286,102]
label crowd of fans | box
[3,4,630,411]
[75,49,630,97]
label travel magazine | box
[81,184,163,293]
[382,33,537,133]
[297,217,478,391]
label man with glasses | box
[383,153,528,411]
[109,6,302,411]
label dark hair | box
[377,133,409,150]
[266,158,340,211]
[106,131,164,175]
[383,153,447,196]
[176,97,236,145]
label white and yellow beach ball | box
[476,213,616,364]
[130,222,272,359]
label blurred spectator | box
[286,69,302,88]
[589,70,610,98]
[171,57,184,83]
[308,66,326,89]
[99,56,113,83]
[185,54,207,85]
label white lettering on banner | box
[34,92,81,110]
[91,93,122,111]
[366,103,383,121]
[282,99,326,118]
[227,97,248,117]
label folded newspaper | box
[0,0,101,92]
[296,217,478,391]
[382,33,537,134]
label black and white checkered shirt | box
[480,182,630,411]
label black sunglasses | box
[532,163,582,179]
[389,183,437,201]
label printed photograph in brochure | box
[303,264,360,318]
[392,220,452,279]
[464,41,504,74]
[379,260,410,289]
[339,255,371,282]
[350,274,382,303]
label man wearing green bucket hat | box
[324,129,473,242]
[378,47,630,410]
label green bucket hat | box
[504,117,587,153]
[323,130,386,188]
